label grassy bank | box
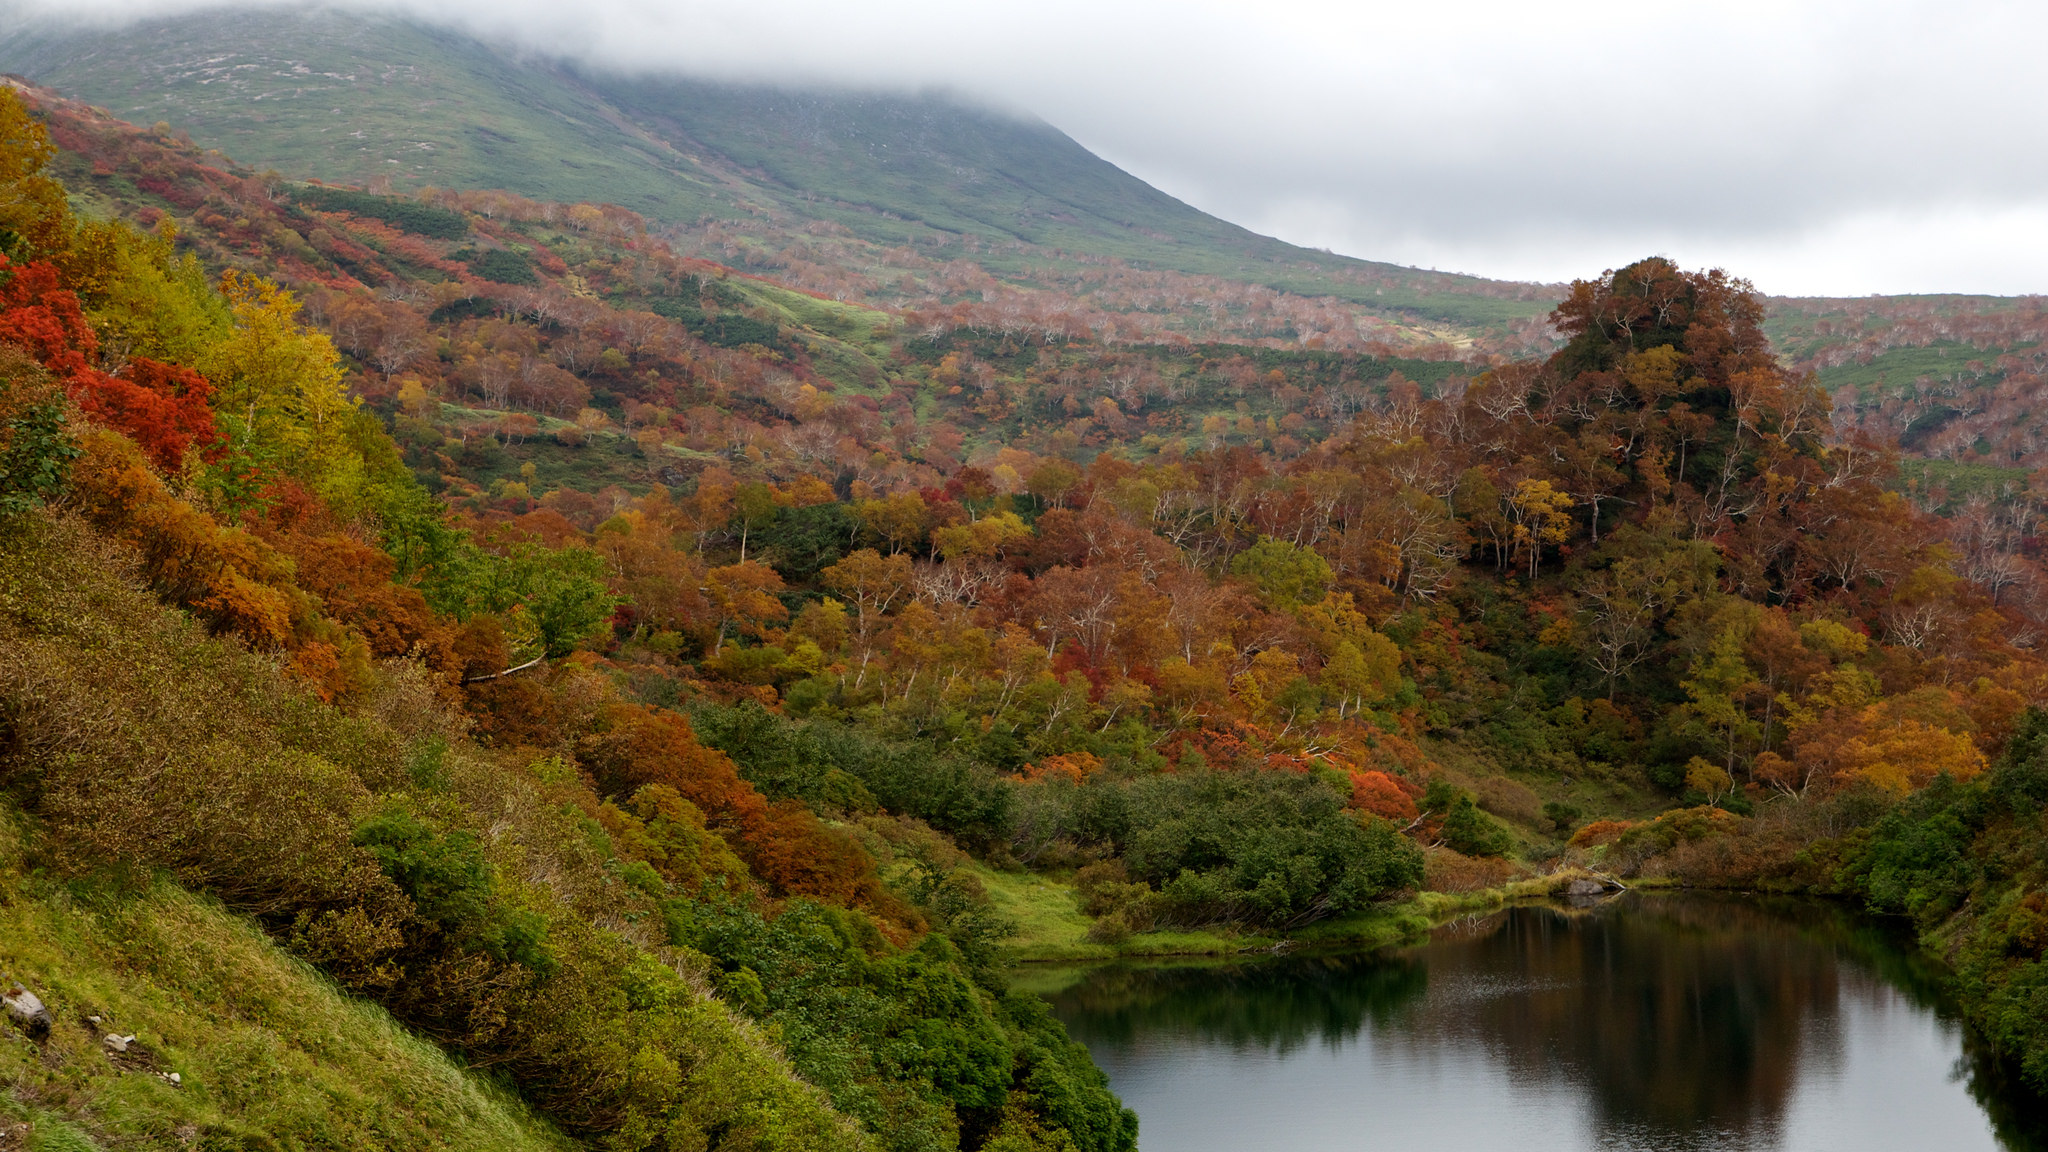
[972,864,1260,962]
[987,862,1639,964]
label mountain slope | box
[0,821,576,1151]
[0,8,1553,331]
[0,11,735,220]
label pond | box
[1027,893,2046,1152]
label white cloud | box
[10,0,2048,294]
[1245,197,2048,298]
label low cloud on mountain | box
[11,0,2047,295]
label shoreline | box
[996,865,1672,965]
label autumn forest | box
[3,61,2048,1152]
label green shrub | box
[465,248,537,285]
[294,185,470,238]
[692,702,1013,849]
[1439,797,1513,857]
[673,898,1132,1152]
[354,805,555,974]
[1424,781,1514,858]
[649,297,784,349]
[1120,769,1422,927]
[0,352,76,516]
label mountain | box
[0,8,1555,335]
[15,7,2048,462]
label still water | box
[1031,893,2045,1152]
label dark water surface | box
[1031,893,2047,1152]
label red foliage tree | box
[0,255,95,377]
[0,255,220,470]
[1350,770,1420,822]
[78,357,221,470]
[578,703,899,914]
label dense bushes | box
[692,701,1014,850]
[577,701,903,915]
[1114,769,1421,928]
[293,185,471,239]
[695,702,1424,931]
[354,804,556,974]
[675,899,1133,1152]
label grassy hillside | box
[0,9,1554,333]
[0,820,575,1151]
[0,11,737,219]
[1766,294,2048,463]
[0,505,874,1151]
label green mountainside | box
[0,11,733,217]
[0,8,1551,332]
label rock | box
[1565,878,1607,897]
[2,983,51,1042]
[104,1033,136,1053]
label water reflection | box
[1446,897,1839,1137]
[1043,949,1426,1055]
[1038,894,2045,1152]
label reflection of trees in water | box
[1048,951,1428,1056]
[1960,1046,2048,1152]
[1407,894,1842,1142]
[1635,895,2048,1152]
[1047,892,2048,1151]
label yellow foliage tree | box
[1684,756,1735,805]
[62,217,229,365]
[932,510,1031,560]
[1507,478,1573,579]
[854,490,930,554]
[1836,718,1986,794]
[0,88,70,258]
[202,270,363,507]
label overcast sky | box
[18,0,2048,296]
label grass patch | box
[983,863,1391,962]
[1288,903,1439,950]
[1115,928,1263,957]
[973,864,1097,961]
[977,865,1266,961]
